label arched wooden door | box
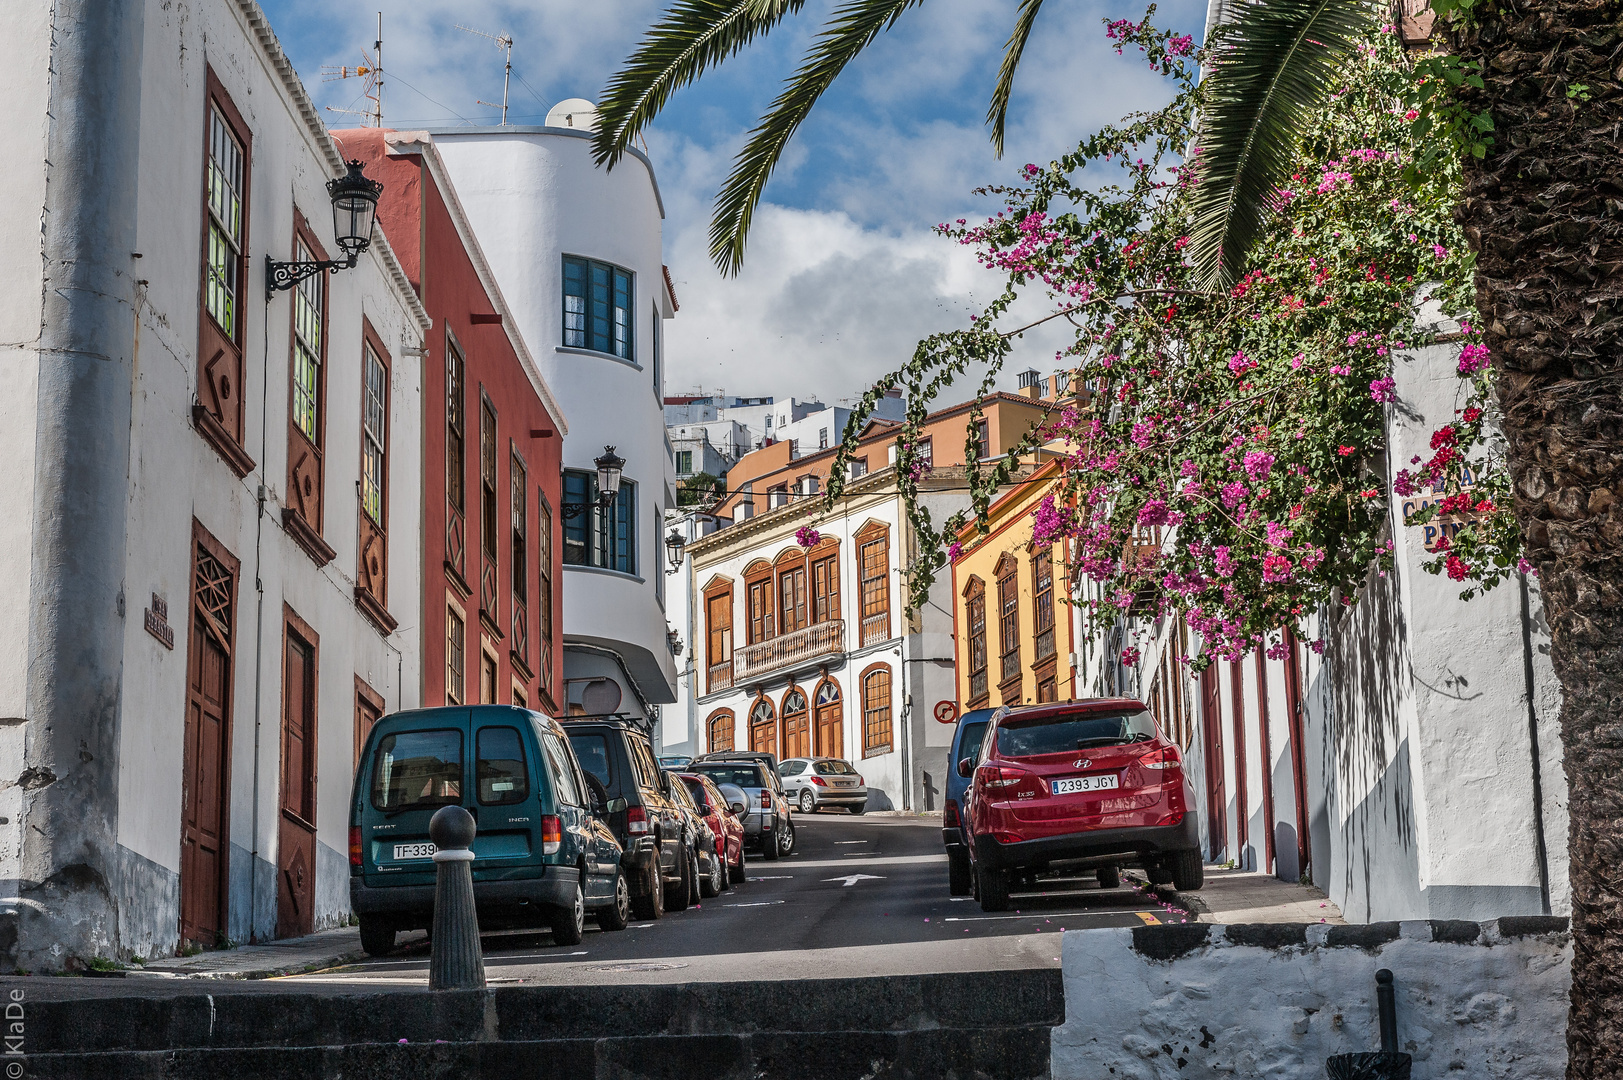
[707,709,735,753]
[813,679,843,759]
[749,697,776,754]
[781,687,810,759]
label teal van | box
[349,705,630,955]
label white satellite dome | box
[546,98,600,131]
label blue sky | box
[261,0,1206,403]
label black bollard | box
[1325,968,1411,1080]
[428,805,485,990]
[1376,969,1398,1052]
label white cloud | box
[265,0,1205,407]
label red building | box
[342,129,567,713]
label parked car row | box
[942,697,1204,912]
[348,707,788,956]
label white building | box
[669,468,966,811]
[0,0,429,968]
[431,119,680,728]
[1094,316,1567,922]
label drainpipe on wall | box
[247,290,274,944]
[1519,572,1552,915]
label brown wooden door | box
[1282,632,1312,878]
[180,612,231,947]
[782,691,810,759]
[277,627,318,939]
[814,682,843,758]
[1200,667,1227,863]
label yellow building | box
[949,459,1078,708]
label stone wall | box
[1052,918,1570,1079]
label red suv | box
[962,698,1202,911]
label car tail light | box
[857,775,864,786]
[759,790,773,810]
[627,805,650,835]
[993,831,1025,845]
[541,815,562,855]
[349,826,362,867]
[810,776,827,787]
[944,800,960,827]
[980,764,1045,799]
[1140,745,1182,771]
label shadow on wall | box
[866,789,895,812]
[1325,554,1421,921]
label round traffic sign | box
[933,700,958,725]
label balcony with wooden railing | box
[734,619,845,684]
[708,659,734,694]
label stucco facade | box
[0,0,428,968]
[343,129,568,715]
[429,126,679,727]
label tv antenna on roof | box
[321,12,384,127]
[457,24,513,125]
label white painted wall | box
[685,478,911,806]
[1053,921,1571,1079]
[0,0,429,966]
[430,127,678,718]
[1301,308,1566,923]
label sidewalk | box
[1132,867,1347,925]
[130,926,389,980]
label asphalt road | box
[290,811,1191,988]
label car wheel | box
[687,848,703,906]
[1170,850,1205,892]
[666,845,693,912]
[550,878,586,946]
[358,917,395,957]
[977,863,1011,912]
[759,826,781,861]
[729,848,748,884]
[597,870,631,931]
[778,818,796,856]
[1096,865,1122,890]
[700,848,723,898]
[799,789,816,814]
[948,850,973,897]
[848,803,865,815]
[631,862,664,921]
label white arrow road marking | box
[823,874,887,887]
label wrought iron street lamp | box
[665,528,686,572]
[594,446,626,506]
[266,159,383,294]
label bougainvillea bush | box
[821,10,1519,663]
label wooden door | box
[1282,632,1312,878]
[782,690,809,759]
[814,681,843,758]
[778,567,807,634]
[277,622,318,939]
[180,536,237,948]
[1200,667,1227,863]
[1230,661,1249,865]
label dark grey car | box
[689,759,794,860]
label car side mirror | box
[728,801,746,816]
[956,757,973,779]
[606,797,628,814]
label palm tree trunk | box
[1457,7,1623,1078]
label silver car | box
[779,758,868,814]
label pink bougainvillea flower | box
[1369,376,1397,403]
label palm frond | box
[709,0,924,274]
[986,0,1048,159]
[593,0,809,170]
[1186,0,1377,289]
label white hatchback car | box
[778,758,868,814]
